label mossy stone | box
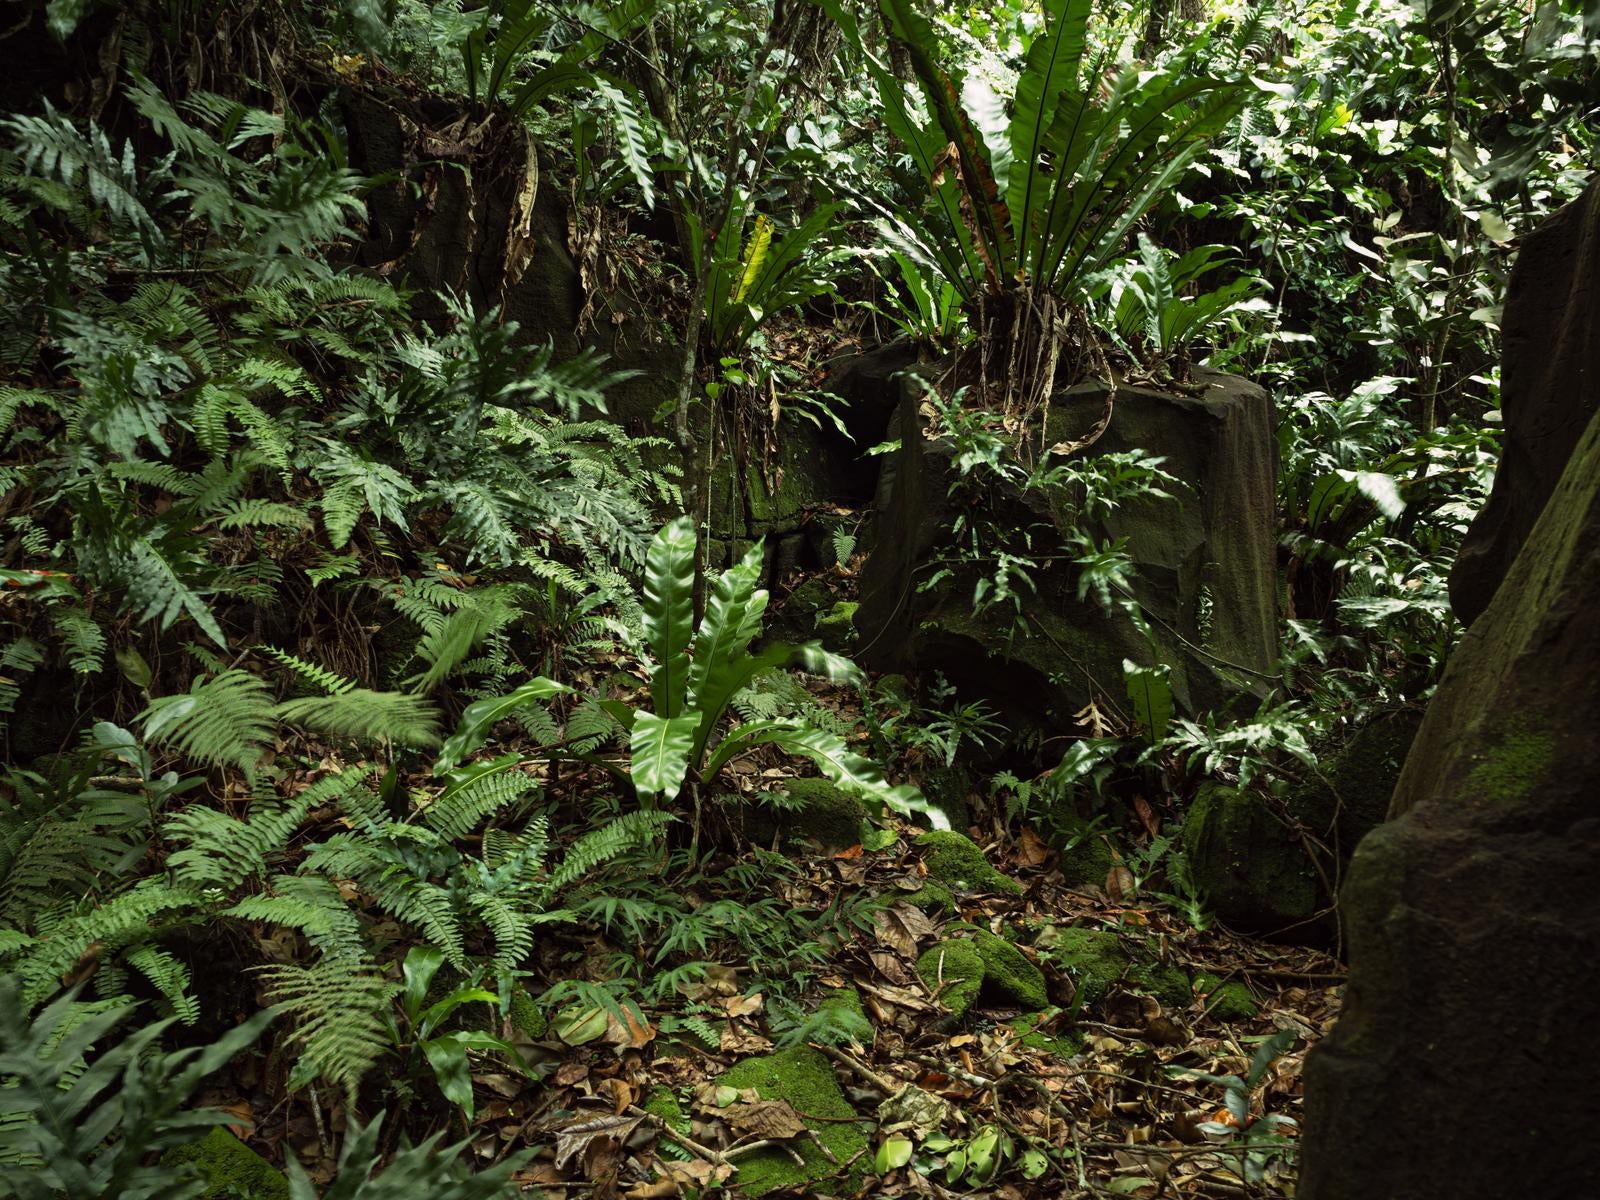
[1044,808,1117,888]
[1182,781,1319,933]
[915,831,1021,896]
[817,987,868,1026]
[969,929,1049,1010]
[815,601,860,650]
[1129,959,1192,1009]
[916,939,985,1018]
[508,983,546,1039]
[717,1046,868,1196]
[780,777,870,850]
[161,1128,289,1200]
[1195,974,1258,1022]
[906,879,957,915]
[916,763,974,834]
[1039,926,1128,1008]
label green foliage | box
[284,1113,531,1200]
[0,981,275,1200]
[589,519,948,827]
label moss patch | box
[1039,925,1125,1007]
[1046,809,1117,888]
[1182,781,1319,932]
[915,831,1021,896]
[1009,1011,1084,1059]
[717,1046,868,1197]
[916,939,985,1018]
[1195,974,1258,1022]
[970,929,1049,1010]
[906,879,957,915]
[643,1085,691,1150]
[508,983,546,1039]
[815,601,860,649]
[1465,729,1556,808]
[162,1128,288,1200]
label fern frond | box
[125,944,200,1025]
[423,766,539,842]
[274,689,442,749]
[141,670,275,775]
[545,810,671,896]
[259,956,396,1102]
[257,645,357,695]
[225,873,367,961]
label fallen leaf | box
[1018,827,1051,867]
[551,1113,642,1171]
[723,1098,808,1140]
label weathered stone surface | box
[1299,406,1600,1199]
[1183,710,1421,937]
[855,370,1278,734]
[1450,176,1600,624]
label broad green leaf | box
[630,710,701,805]
[876,1136,915,1172]
[644,517,697,717]
[1122,659,1172,742]
[435,676,569,774]
[421,1034,475,1116]
[767,725,951,830]
[401,945,447,1022]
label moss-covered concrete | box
[916,939,985,1018]
[915,831,1021,896]
[717,1046,868,1196]
[162,1128,288,1200]
[969,929,1049,1010]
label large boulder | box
[1298,405,1600,1198]
[855,370,1278,731]
[1450,176,1600,624]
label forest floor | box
[194,660,1344,1200]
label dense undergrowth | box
[0,0,1593,1196]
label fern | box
[546,811,672,895]
[164,768,374,891]
[423,766,539,842]
[224,873,367,962]
[259,957,397,1102]
[258,646,357,695]
[141,670,276,776]
[274,690,443,750]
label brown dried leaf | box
[723,1098,808,1140]
[551,1113,642,1172]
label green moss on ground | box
[508,983,546,1038]
[717,1047,868,1197]
[643,1085,691,1135]
[916,939,985,1018]
[161,1128,288,1200]
[1045,808,1117,888]
[1039,926,1126,1008]
[1009,1011,1084,1059]
[915,831,1021,896]
[969,928,1049,1010]
[1194,973,1258,1022]
[817,987,868,1026]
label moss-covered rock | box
[969,929,1049,1010]
[508,983,546,1039]
[916,939,985,1018]
[748,777,869,852]
[915,763,974,835]
[717,1047,868,1196]
[1044,808,1118,888]
[1039,926,1127,1008]
[162,1128,289,1200]
[1194,973,1258,1022]
[1182,781,1319,934]
[915,831,1021,896]
[815,601,860,650]
[905,878,957,915]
